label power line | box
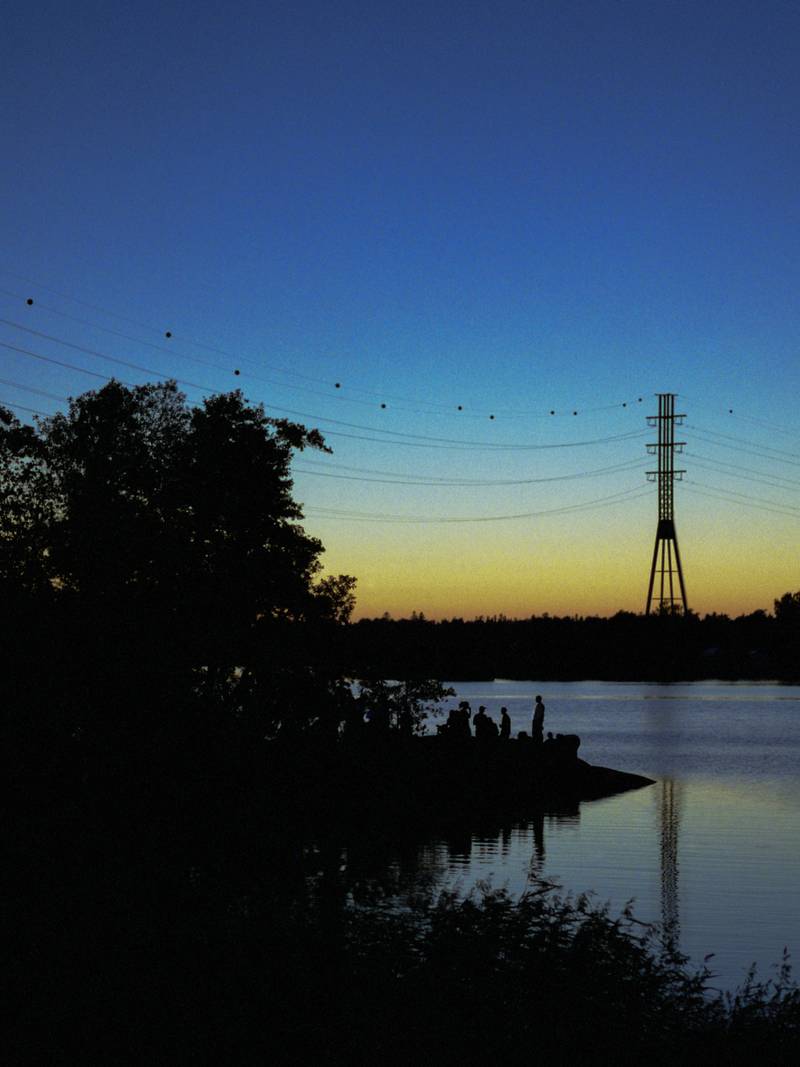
[4,270,796,439]
[0,336,650,452]
[0,321,214,393]
[686,453,800,492]
[1,385,651,522]
[683,481,800,520]
[0,341,166,392]
[4,310,792,488]
[0,284,347,393]
[1,269,650,419]
[2,312,650,428]
[0,340,146,389]
[0,399,48,418]
[685,479,800,513]
[686,424,800,461]
[726,412,800,440]
[0,268,179,336]
[303,484,650,523]
[0,376,644,476]
[680,394,799,441]
[683,429,800,469]
[1,290,480,417]
[0,377,69,405]
[292,456,648,487]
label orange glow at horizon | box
[314,495,797,621]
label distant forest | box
[343,598,800,682]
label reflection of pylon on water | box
[660,778,682,947]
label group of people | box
[441,695,546,742]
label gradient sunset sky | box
[2,1,798,619]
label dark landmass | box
[4,383,799,1061]
[11,730,798,1066]
[341,606,800,681]
[263,733,654,830]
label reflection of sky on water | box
[398,682,800,990]
[405,781,800,991]
[440,680,800,786]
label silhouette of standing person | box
[473,705,488,741]
[499,707,511,740]
[458,700,472,739]
[532,695,545,744]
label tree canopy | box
[1,380,355,740]
[774,591,800,628]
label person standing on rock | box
[499,707,511,740]
[532,695,545,744]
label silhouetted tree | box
[774,591,800,627]
[0,404,52,595]
[1,381,355,741]
[357,678,454,734]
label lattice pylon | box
[645,393,688,614]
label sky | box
[2,0,798,619]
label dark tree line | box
[343,602,800,682]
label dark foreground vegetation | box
[11,764,800,1064]
[3,382,799,1062]
[10,728,800,1064]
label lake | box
[370,680,800,992]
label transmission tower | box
[645,393,688,614]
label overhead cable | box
[0,337,650,452]
[680,394,799,441]
[2,269,648,418]
[686,424,800,461]
[303,484,650,524]
[683,482,800,520]
[292,456,648,487]
[686,453,800,491]
[683,429,800,469]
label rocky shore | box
[264,733,655,825]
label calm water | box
[384,681,800,991]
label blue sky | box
[2,1,799,617]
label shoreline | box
[260,734,655,826]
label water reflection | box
[335,680,800,989]
[314,784,673,954]
[531,811,544,874]
[317,783,688,975]
[659,777,682,947]
[324,804,583,909]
